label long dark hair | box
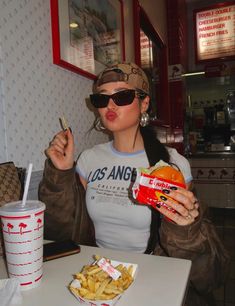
[140,126,169,166]
[140,125,170,253]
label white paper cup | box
[0,200,45,290]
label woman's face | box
[96,81,149,133]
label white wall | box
[123,0,135,62]
[122,0,168,61]
[0,0,167,170]
[140,0,167,43]
[0,58,7,162]
[0,0,108,171]
[0,0,167,198]
[124,0,168,134]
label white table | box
[0,245,191,306]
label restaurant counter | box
[188,151,235,208]
[188,151,235,158]
[0,245,191,306]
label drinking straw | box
[21,163,33,207]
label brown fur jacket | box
[39,159,230,306]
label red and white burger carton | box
[69,258,138,306]
[132,160,186,213]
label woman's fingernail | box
[131,169,137,182]
[69,127,72,133]
[170,186,178,190]
[160,196,167,201]
[162,189,170,194]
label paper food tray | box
[69,259,138,306]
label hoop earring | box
[94,117,106,131]
[140,112,150,127]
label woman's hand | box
[45,129,74,170]
[157,188,199,226]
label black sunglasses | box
[90,89,137,108]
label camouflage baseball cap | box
[94,62,150,95]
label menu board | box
[194,2,235,62]
[140,30,152,68]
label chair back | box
[0,162,25,256]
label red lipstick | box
[105,111,117,121]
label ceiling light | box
[182,71,205,77]
[70,22,78,28]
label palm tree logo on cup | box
[19,222,27,235]
[36,218,42,230]
[7,222,13,234]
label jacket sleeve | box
[38,159,78,241]
[154,205,230,295]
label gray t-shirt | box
[76,141,192,253]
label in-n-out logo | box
[7,222,14,234]
[36,218,42,230]
[2,219,32,235]
[19,223,27,235]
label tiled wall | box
[0,0,108,171]
[185,74,235,106]
[189,156,235,208]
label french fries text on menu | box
[70,255,134,301]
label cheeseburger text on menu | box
[195,3,235,62]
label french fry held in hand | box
[69,255,137,305]
[59,116,69,131]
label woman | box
[39,63,229,305]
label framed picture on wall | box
[50,0,125,79]
[194,1,235,63]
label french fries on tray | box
[69,255,138,305]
